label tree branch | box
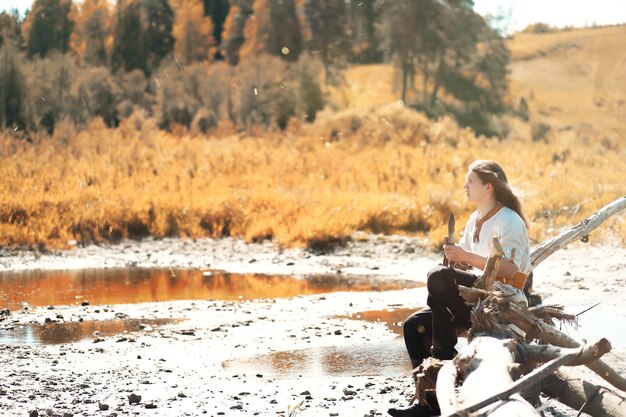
[530,196,626,271]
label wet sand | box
[1,235,625,417]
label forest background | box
[0,0,624,250]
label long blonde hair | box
[470,160,528,227]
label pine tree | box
[142,0,175,69]
[202,0,229,58]
[111,0,148,74]
[0,39,24,128]
[170,0,215,64]
[24,0,74,58]
[70,0,110,66]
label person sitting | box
[388,160,531,417]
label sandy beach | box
[1,235,624,417]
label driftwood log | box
[407,197,626,417]
[530,196,626,270]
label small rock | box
[127,393,141,404]
[81,301,89,306]
[144,403,157,409]
[343,388,357,396]
[63,413,73,417]
[300,391,311,396]
[230,404,243,410]
[178,390,189,398]
[47,305,55,310]
[334,330,342,335]
[29,411,38,417]
[98,403,109,411]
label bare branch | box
[530,196,626,271]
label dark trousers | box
[403,266,478,368]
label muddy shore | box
[1,235,625,417]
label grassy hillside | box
[507,25,626,145]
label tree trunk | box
[430,51,445,108]
[542,371,626,417]
[401,60,409,103]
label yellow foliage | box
[0,103,623,250]
[170,0,215,63]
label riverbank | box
[1,236,625,416]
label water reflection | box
[0,269,424,310]
[223,308,420,378]
[0,318,178,345]
[223,339,411,378]
[341,308,418,335]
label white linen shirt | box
[459,206,531,274]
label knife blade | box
[447,213,456,245]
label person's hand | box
[443,244,467,263]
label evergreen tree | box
[111,0,148,74]
[202,0,229,58]
[24,0,74,58]
[142,0,175,69]
[0,39,24,128]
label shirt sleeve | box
[495,215,529,269]
[459,212,476,251]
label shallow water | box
[223,308,418,378]
[0,268,423,310]
[222,338,412,378]
[0,318,178,345]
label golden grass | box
[0,103,623,251]
[507,25,626,139]
[1,26,624,251]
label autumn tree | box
[24,0,74,58]
[298,0,350,84]
[70,0,110,66]
[111,0,148,74]
[170,0,215,64]
[142,0,175,69]
[220,0,253,65]
[240,0,302,62]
